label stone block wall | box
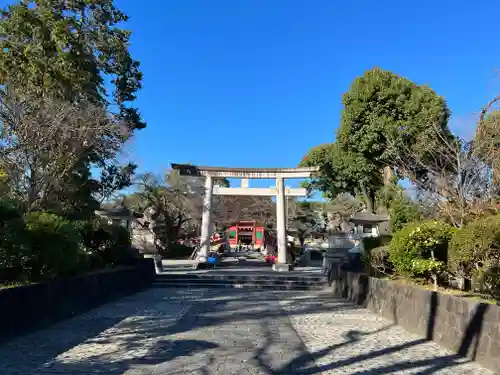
[0,258,155,343]
[331,268,500,372]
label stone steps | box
[152,281,326,290]
[153,272,327,290]
[156,273,325,281]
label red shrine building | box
[226,220,276,251]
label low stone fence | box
[0,258,155,343]
[330,268,500,372]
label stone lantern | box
[95,205,163,273]
[95,206,138,234]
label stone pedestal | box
[143,254,163,273]
[194,261,215,270]
[273,263,293,272]
[153,254,163,273]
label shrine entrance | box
[171,164,319,272]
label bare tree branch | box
[0,89,131,210]
[390,118,496,228]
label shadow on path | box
[0,287,492,374]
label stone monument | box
[131,206,163,272]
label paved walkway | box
[0,288,492,375]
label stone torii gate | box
[171,164,319,271]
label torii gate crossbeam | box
[171,164,319,272]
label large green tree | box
[337,68,452,180]
[475,109,500,192]
[0,0,144,129]
[0,0,144,217]
[300,142,382,212]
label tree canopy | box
[475,109,500,187]
[301,68,453,212]
[288,201,325,247]
[0,0,144,218]
[0,0,144,129]
[300,142,382,211]
[337,67,451,171]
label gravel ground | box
[0,288,493,375]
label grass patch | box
[386,277,497,305]
[0,281,32,290]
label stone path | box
[0,288,493,375]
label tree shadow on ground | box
[0,285,492,374]
[0,288,365,373]
[248,305,487,374]
[251,319,398,375]
[286,276,490,375]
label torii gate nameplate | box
[213,186,307,196]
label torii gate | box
[171,164,319,272]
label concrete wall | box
[330,269,500,372]
[0,258,155,343]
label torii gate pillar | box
[171,164,319,271]
[275,176,288,271]
[199,174,214,263]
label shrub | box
[80,218,137,267]
[448,215,500,280]
[0,201,29,282]
[483,265,500,301]
[165,243,195,259]
[365,246,394,277]
[24,212,84,280]
[362,235,394,276]
[389,194,422,232]
[0,200,22,220]
[363,235,392,252]
[388,220,455,282]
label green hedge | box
[448,215,500,297]
[1,203,137,283]
[164,243,195,259]
[484,265,500,301]
[0,201,29,282]
[362,235,394,277]
[389,194,422,232]
[78,218,136,267]
[363,235,392,252]
[448,215,500,279]
[0,200,22,221]
[388,220,455,279]
[24,212,85,281]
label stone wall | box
[0,258,155,343]
[330,269,500,372]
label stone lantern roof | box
[95,205,142,220]
[348,212,389,225]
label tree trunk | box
[381,166,395,211]
[359,182,374,213]
[382,166,394,185]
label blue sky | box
[3,0,500,191]
[115,0,500,188]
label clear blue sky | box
[3,0,500,190]
[114,0,500,184]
